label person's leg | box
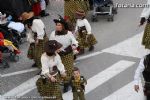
[61,53,74,93]
[40,0,49,17]
[89,45,94,51]
[79,92,86,100]
[73,92,79,100]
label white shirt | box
[75,19,92,34]
[26,30,35,43]
[41,53,65,75]
[134,58,145,85]
[49,31,78,49]
[31,19,45,40]
[140,0,150,19]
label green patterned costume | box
[64,0,89,24]
[70,76,87,100]
[142,23,150,49]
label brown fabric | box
[36,75,63,100]
[142,23,150,49]
[64,0,89,24]
[77,32,97,49]
[27,34,48,68]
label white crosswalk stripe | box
[103,32,148,58]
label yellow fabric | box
[75,76,81,82]
[4,39,18,50]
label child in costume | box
[70,67,87,100]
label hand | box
[61,72,67,77]
[72,45,77,50]
[134,85,139,92]
[50,76,57,82]
[139,17,146,26]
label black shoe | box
[32,63,37,67]
[89,46,94,51]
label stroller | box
[91,0,117,22]
[0,31,20,68]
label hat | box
[44,40,62,54]
[53,16,68,30]
[75,9,86,18]
[73,67,80,72]
[21,12,34,21]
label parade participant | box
[70,67,87,100]
[139,0,150,50]
[36,40,66,100]
[64,0,90,25]
[75,9,97,55]
[22,12,48,68]
[134,54,150,100]
[49,17,78,92]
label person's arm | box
[84,19,92,35]
[49,31,55,40]
[56,54,66,76]
[134,58,145,92]
[68,31,78,47]
[140,0,150,25]
[141,0,150,19]
[41,54,51,78]
[134,58,145,85]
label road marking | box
[103,81,145,100]
[2,76,39,100]
[63,60,136,100]
[1,68,39,78]
[102,32,148,58]
[76,51,103,61]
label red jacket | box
[0,32,4,46]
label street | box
[0,0,148,100]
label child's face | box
[73,71,80,78]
